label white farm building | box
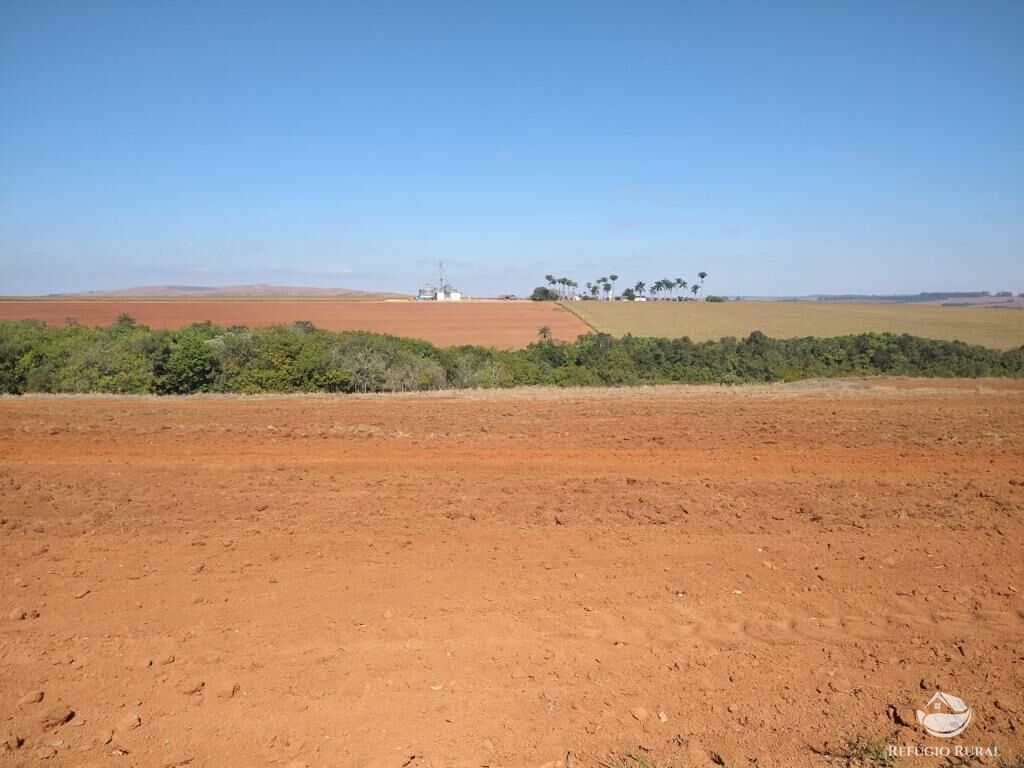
[416,262,463,301]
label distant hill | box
[51,284,409,299]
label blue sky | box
[1,0,1022,296]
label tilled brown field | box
[0,300,592,349]
[1,381,1022,767]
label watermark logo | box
[887,689,1001,759]
[916,691,972,738]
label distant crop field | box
[566,300,1024,350]
[0,299,591,349]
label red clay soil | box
[0,380,1022,767]
[0,300,592,349]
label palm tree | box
[590,283,600,299]
[568,279,578,298]
[697,271,708,298]
[608,274,619,299]
[585,281,593,298]
[597,277,607,300]
[538,325,552,342]
[691,284,699,298]
[675,278,687,299]
[634,281,646,298]
[545,274,556,292]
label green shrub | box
[529,286,560,301]
[0,319,1019,395]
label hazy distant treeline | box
[817,291,1016,302]
[1,316,1021,395]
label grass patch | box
[821,737,900,768]
[597,750,668,768]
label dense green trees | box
[554,272,708,300]
[542,276,577,299]
[0,318,1019,396]
[530,286,560,301]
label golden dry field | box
[566,299,1024,349]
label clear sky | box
[1,1,1022,297]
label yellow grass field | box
[565,299,1024,350]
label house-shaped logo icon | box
[916,691,972,738]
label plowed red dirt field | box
[1,381,1022,767]
[0,300,592,348]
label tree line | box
[0,316,1020,395]
[535,272,710,301]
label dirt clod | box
[115,713,141,734]
[39,707,74,730]
[630,707,650,722]
[33,745,57,760]
[1,733,24,751]
[16,690,44,706]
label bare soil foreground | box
[1,381,1022,768]
[0,301,591,349]
[566,301,1024,350]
